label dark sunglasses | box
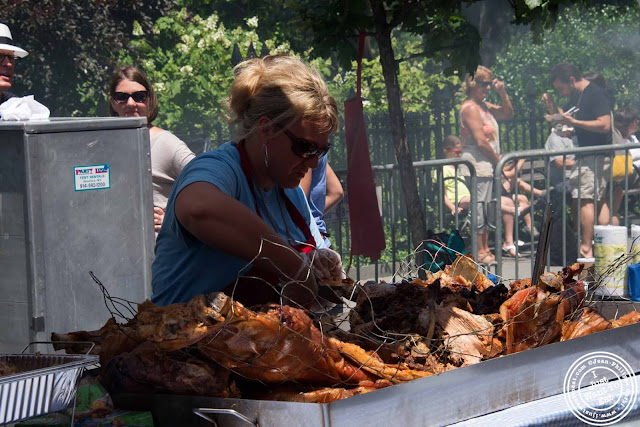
[0,53,17,64]
[475,80,492,87]
[283,129,331,159]
[112,91,148,104]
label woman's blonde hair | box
[226,55,339,140]
[461,65,493,96]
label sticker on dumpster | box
[74,164,111,191]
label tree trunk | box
[369,0,427,251]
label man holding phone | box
[547,62,611,259]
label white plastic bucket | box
[593,225,628,298]
[631,224,640,265]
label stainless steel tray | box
[0,342,98,424]
[113,322,640,427]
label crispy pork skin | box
[611,311,640,328]
[500,284,586,354]
[101,342,239,398]
[561,308,612,341]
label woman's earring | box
[263,144,269,168]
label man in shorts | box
[548,62,611,259]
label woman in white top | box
[108,66,195,233]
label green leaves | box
[493,2,640,116]
[0,0,174,116]
[524,0,544,9]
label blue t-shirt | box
[309,155,328,234]
[151,142,324,306]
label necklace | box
[254,181,294,245]
[234,142,315,253]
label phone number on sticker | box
[79,182,107,189]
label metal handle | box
[22,341,96,355]
[193,408,258,427]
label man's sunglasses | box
[112,91,148,104]
[475,80,492,87]
[283,129,332,159]
[0,53,17,64]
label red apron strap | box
[280,188,315,253]
[235,141,263,219]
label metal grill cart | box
[113,321,640,426]
[0,118,154,353]
[0,343,98,424]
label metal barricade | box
[494,143,640,278]
[331,159,478,281]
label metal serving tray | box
[113,322,640,427]
[0,343,98,424]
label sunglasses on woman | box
[283,129,332,158]
[112,91,148,104]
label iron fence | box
[494,143,640,278]
[329,159,478,282]
[178,107,551,167]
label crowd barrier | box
[494,143,640,278]
[332,143,640,282]
[331,159,478,281]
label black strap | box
[0,37,16,46]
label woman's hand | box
[154,207,165,231]
[310,248,343,283]
[492,79,506,96]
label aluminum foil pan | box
[0,348,98,424]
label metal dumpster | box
[0,117,154,352]
[111,316,640,426]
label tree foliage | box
[493,1,640,116]
[0,0,174,116]
[118,8,341,142]
[291,0,594,250]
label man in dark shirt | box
[548,62,611,259]
[0,23,29,104]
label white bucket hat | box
[0,23,28,58]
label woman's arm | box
[324,163,344,214]
[175,181,318,301]
[461,103,501,165]
[300,169,312,196]
[485,79,514,120]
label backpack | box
[422,229,466,273]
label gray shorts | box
[569,155,606,200]
[476,177,492,230]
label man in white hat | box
[0,23,29,104]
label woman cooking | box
[459,65,514,264]
[151,55,342,307]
